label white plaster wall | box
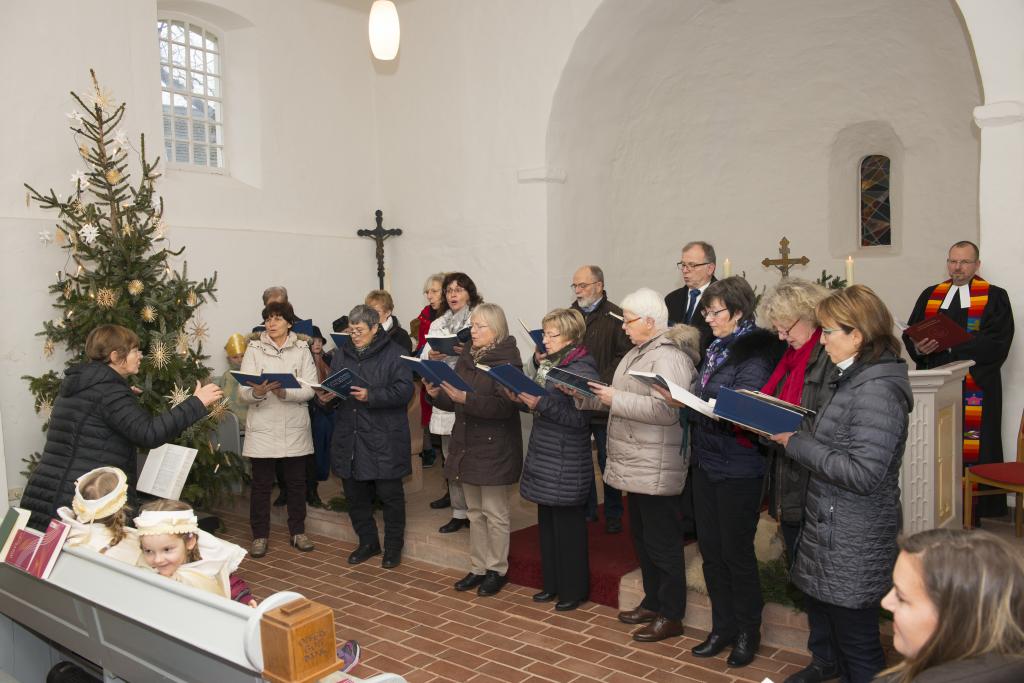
[547,0,982,320]
[0,0,380,492]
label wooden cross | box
[761,237,809,278]
[357,209,403,290]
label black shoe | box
[381,549,402,569]
[692,632,735,658]
[306,492,324,508]
[782,660,841,683]
[347,543,381,565]
[555,599,583,612]
[438,517,469,533]
[454,572,486,592]
[273,492,287,507]
[605,518,623,534]
[420,450,436,468]
[477,570,507,597]
[532,590,557,603]
[430,493,451,509]
[726,631,760,667]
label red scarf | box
[761,328,821,405]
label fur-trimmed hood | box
[716,327,785,369]
[661,324,701,366]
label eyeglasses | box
[470,322,489,331]
[622,316,643,326]
[946,259,977,267]
[820,327,846,337]
[775,319,801,338]
[542,330,562,339]
[349,326,372,336]
[677,261,711,271]
[570,281,597,291]
[700,307,728,319]
[445,286,467,295]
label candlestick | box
[723,258,732,278]
[845,256,854,285]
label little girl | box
[134,499,255,606]
[57,466,142,565]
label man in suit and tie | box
[665,241,718,361]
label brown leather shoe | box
[617,607,659,625]
[632,616,684,642]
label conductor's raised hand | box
[194,380,224,406]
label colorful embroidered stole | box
[924,277,989,462]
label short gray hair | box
[423,272,445,292]
[471,303,509,342]
[262,285,288,304]
[584,265,605,284]
[682,241,716,265]
[620,288,668,330]
[348,304,380,327]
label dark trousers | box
[629,492,686,620]
[585,422,623,521]
[782,521,837,668]
[251,456,306,538]
[692,467,764,636]
[275,455,320,496]
[342,477,406,552]
[310,410,334,481]
[804,596,885,683]
[537,504,589,602]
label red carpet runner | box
[505,504,637,609]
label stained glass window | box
[860,155,891,247]
[158,19,224,170]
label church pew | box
[0,544,405,683]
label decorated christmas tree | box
[23,70,246,509]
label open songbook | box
[137,443,198,500]
[400,356,474,392]
[298,367,368,398]
[426,328,472,356]
[546,367,608,399]
[476,363,547,398]
[230,371,303,390]
[517,318,545,352]
[629,371,814,437]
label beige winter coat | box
[578,325,699,496]
[238,332,316,458]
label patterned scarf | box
[535,345,588,386]
[925,276,990,462]
[700,317,756,389]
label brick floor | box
[219,510,812,683]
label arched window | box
[860,155,891,246]
[158,18,224,170]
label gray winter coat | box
[519,349,599,507]
[787,353,912,609]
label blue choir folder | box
[545,367,607,399]
[400,356,474,393]
[426,328,472,356]
[230,371,302,390]
[712,387,814,438]
[292,319,315,337]
[518,318,545,352]
[330,332,349,349]
[476,363,546,398]
[300,367,368,398]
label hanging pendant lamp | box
[369,0,400,61]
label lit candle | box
[723,258,732,277]
[845,256,854,285]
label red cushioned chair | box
[964,410,1024,537]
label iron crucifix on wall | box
[357,209,402,290]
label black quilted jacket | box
[786,353,912,608]
[21,361,206,530]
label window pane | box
[193,144,207,165]
[161,91,171,111]
[165,140,172,159]
[860,155,892,247]
[172,94,187,116]
[170,21,185,44]
[171,68,186,91]
[205,34,218,52]
[207,101,220,121]
[160,66,171,90]
[210,146,222,168]
[192,121,206,143]
[191,73,205,95]
[174,117,188,140]
[206,75,219,97]
[159,41,169,63]
[174,141,189,163]
[209,124,222,144]
[163,115,172,138]
[190,47,204,72]
[171,43,185,66]
[158,20,168,39]
[206,52,219,75]
[191,97,206,118]
[189,27,204,47]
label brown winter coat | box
[433,336,524,487]
[578,325,700,496]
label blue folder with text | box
[230,371,302,390]
[476,363,546,398]
[299,367,368,398]
[426,328,472,356]
[400,356,474,393]
[712,387,814,438]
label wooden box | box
[260,597,341,683]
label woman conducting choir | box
[771,285,912,683]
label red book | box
[26,519,71,579]
[904,313,973,350]
[5,528,42,571]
